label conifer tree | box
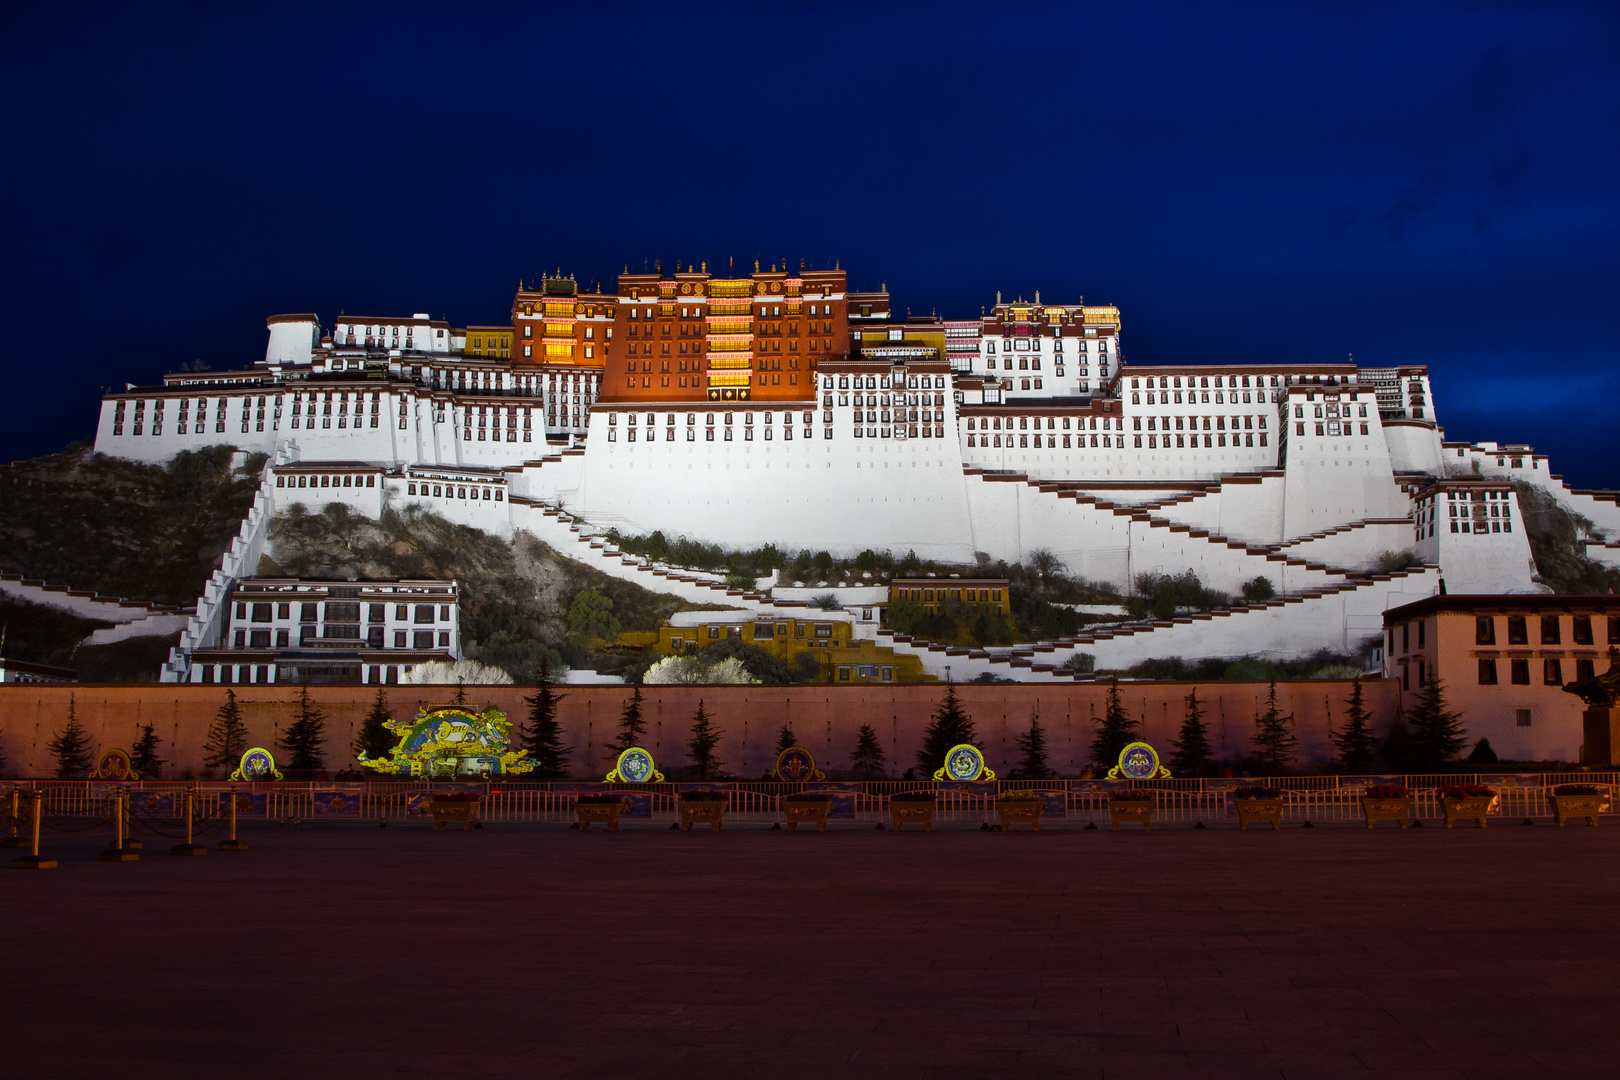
[203,688,249,771]
[49,695,92,779]
[1407,677,1467,768]
[0,727,7,777]
[1330,679,1379,771]
[1088,679,1140,769]
[774,724,798,753]
[131,724,164,780]
[521,657,573,779]
[1168,686,1213,777]
[279,682,327,771]
[1250,681,1298,773]
[453,679,467,706]
[353,686,395,763]
[851,723,887,780]
[918,684,978,775]
[686,699,723,780]
[1015,714,1050,779]
[608,686,646,752]
[1381,707,1414,771]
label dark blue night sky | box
[3,3,1616,484]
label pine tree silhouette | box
[1089,679,1140,769]
[775,724,798,753]
[49,695,93,778]
[608,687,646,752]
[521,657,573,779]
[279,682,327,771]
[353,686,395,764]
[1407,677,1467,768]
[1330,679,1380,771]
[1015,714,1050,779]
[918,684,978,775]
[1168,686,1213,777]
[1251,681,1298,773]
[131,724,165,780]
[686,699,723,780]
[851,723,887,780]
[203,688,249,771]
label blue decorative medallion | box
[1110,741,1169,780]
[232,747,283,782]
[934,743,996,782]
[607,746,664,784]
[770,746,825,782]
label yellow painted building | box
[647,614,936,684]
[466,325,513,359]
[888,578,1010,616]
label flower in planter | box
[888,792,938,802]
[998,790,1043,802]
[1107,788,1156,801]
[1232,786,1284,800]
[1364,784,1410,800]
[430,791,482,803]
[1553,784,1604,797]
[678,789,729,802]
[575,793,629,805]
[1437,784,1495,800]
[782,792,834,803]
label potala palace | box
[90,264,1620,685]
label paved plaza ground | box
[4,818,1619,1079]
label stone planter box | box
[995,800,1045,832]
[1360,797,1412,829]
[1551,794,1605,827]
[889,801,935,832]
[1234,798,1284,831]
[678,801,727,832]
[782,800,833,832]
[426,800,478,831]
[1108,798,1155,831]
[1439,796,1495,829]
[575,801,625,831]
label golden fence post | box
[171,785,207,857]
[122,789,143,851]
[0,785,21,848]
[100,787,139,862]
[12,789,56,870]
[217,784,249,852]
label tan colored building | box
[464,325,512,359]
[1383,595,1620,763]
[888,578,1010,617]
[648,613,934,684]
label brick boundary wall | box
[0,680,1405,779]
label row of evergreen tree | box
[22,669,1470,780]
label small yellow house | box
[465,325,513,359]
[888,577,1010,616]
[645,612,935,684]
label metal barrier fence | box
[7,775,1616,827]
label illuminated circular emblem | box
[1115,741,1162,781]
[772,746,823,782]
[935,743,996,782]
[607,747,663,784]
[681,283,691,294]
[93,747,132,781]
[770,281,782,293]
[234,747,283,782]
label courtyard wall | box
[0,679,1438,780]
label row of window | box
[969,433,1265,450]
[1479,657,1596,685]
[404,481,504,502]
[234,600,449,624]
[1475,614,1615,646]
[822,374,947,390]
[276,474,377,489]
[231,627,451,650]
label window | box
[1540,616,1561,645]
[1510,659,1530,685]
[1478,658,1497,685]
[1544,658,1563,685]
[413,631,435,649]
[1507,616,1527,645]
[1576,658,1596,682]
[1475,617,1495,646]
[1516,709,1532,728]
[1573,616,1593,645]
[414,604,436,624]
